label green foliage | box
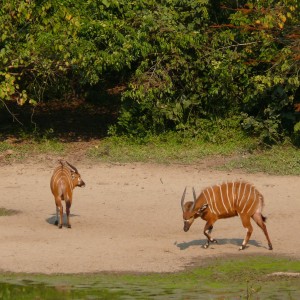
[0,0,80,103]
[1,0,299,144]
[227,0,300,144]
[113,0,300,141]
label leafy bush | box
[1,0,299,144]
[112,0,300,142]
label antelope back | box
[50,165,75,196]
[201,181,263,217]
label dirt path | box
[0,161,299,274]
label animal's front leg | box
[203,222,217,248]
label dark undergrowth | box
[1,99,300,176]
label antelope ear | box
[198,204,208,213]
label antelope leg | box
[203,222,217,248]
[239,215,253,250]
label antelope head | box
[63,160,86,188]
[181,187,208,232]
[59,160,85,187]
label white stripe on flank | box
[64,169,74,190]
[247,189,257,214]
[207,187,215,214]
[219,184,229,214]
[237,182,242,206]
[238,183,248,208]
[225,182,233,212]
[52,171,62,190]
[203,190,216,215]
[51,166,74,197]
[231,181,235,210]
[241,185,253,213]
[210,186,221,215]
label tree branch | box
[0,99,23,126]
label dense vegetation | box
[1,0,299,144]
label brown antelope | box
[181,181,273,250]
[50,160,85,228]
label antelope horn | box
[58,159,65,168]
[190,187,197,211]
[65,161,78,173]
[181,187,187,211]
[192,187,197,201]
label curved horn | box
[58,159,65,167]
[65,161,78,173]
[190,187,197,211]
[192,187,197,201]
[181,187,187,211]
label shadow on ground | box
[176,238,263,250]
[46,213,81,227]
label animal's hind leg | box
[55,206,59,226]
[55,197,63,229]
[66,201,71,228]
[252,212,273,250]
[239,215,253,250]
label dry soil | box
[0,161,299,274]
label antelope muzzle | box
[183,220,191,232]
[78,179,86,187]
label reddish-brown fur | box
[50,160,85,228]
[181,181,273,250]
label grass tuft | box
[221,144,300,175]
[0,139,65,162]
[2,132,300,176]
[0,256,299,299]
[87,133,255,164]
[0,207,19,216]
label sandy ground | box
[0,160,300,274]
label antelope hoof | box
[211,239,218,244]
[58,224,62,229]
[67,224,72,229]
[204,244,209,249]
[239,245,246,251]
[268,244,273,250]
[54,220,58,226]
